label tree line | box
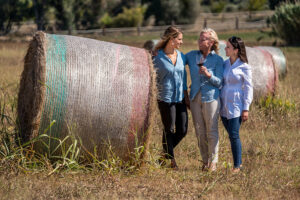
[0,0,295,35]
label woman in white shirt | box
[220,36,253,173]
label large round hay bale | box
[219,41,278,99]
[254,46,287,79]
[18,32,156,160]
[246,47,278,98]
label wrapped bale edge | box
[17,31,157,162]
[17,31,47,143]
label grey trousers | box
[190,92,220,165]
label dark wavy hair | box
[228,36,248,63]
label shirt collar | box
[229,58,242,68]
[199,50,215,57]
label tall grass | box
[0,36,299,199]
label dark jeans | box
[221,116,242,168]
[158,100,188,159]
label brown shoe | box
[171,159,179,170]
[202,164,209,172]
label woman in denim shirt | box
[185,28,223,172]
[153,26,188,169]
[220,36,253,173]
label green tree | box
[145,0,181,25]
[210,0,226,13]
[270,2,300,45]
[112,5,146,27]
[32,0,47,30]
[268,0,296,10]
[49,0,75,33]
[247,0,267,18]
[0,0,33,35]
[248,0,267,11]
[73,0,116,30]
[179,0,200,24]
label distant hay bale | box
[247,46,278,98]
[254,46,287,79]
[219,41,280,99]
[17,31,156,160]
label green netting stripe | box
[39,35,67,138]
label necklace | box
[165,51,177,65]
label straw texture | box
[18,32,155,160]
[254,46,287,79]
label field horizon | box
[0,30,299,199]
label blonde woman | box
[185,28,224,172]
[153,26,188,169]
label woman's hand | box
[199,66,211,78]
[241,110,249,122]
[185,96,190,110]
[184,90,190,110]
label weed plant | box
[0,37,299,199]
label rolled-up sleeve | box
[242,64,253,110]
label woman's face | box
[225,41,238,57]
[198,32,213,52]
[171,33,183,49]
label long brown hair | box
[155,26,182,51]
[228,36,248,63]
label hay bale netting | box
[18,31,156,160]
[254,46,287,79]
[246,47,278,98]
[219,41,278,99]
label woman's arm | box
[242,64,253,111]
[206,57,224,88]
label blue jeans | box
[221,116,242,168]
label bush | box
[270,2,300,45]
[100,6,146,28]
[210,1,226,13]
[225,4,239,12]
[268,0,297,10]
[113,6,146,27]
[100,13,113,28]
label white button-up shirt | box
[220,58,253,119]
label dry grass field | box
[0,30,299,199]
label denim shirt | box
[153,49,187,103]
[220,58,253,119]
[185,50,224,102]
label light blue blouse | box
[220,58,253,119]
[185,50,224,102]
[153,49,187,103]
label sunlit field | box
[0,29,299,199]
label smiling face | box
[198,32,213,52]
[171,33,183,49]
[225,41,238,58]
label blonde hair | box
[200,28,220,54]
[155,26,182,51]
